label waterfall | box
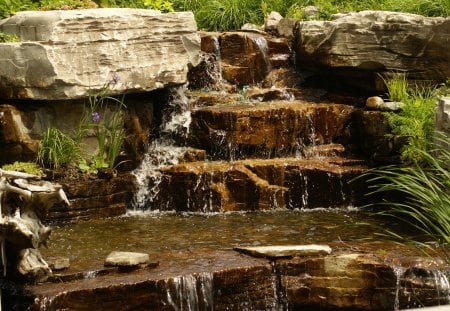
[131,87,191,211]
[165,273,214,311]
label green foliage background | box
[2,0,449,29]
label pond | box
[42,208,405,272]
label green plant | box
[381,72,409,102]
[95,0,174,11]
[382,73,437,163]
[37,127,83,169]
[0,0,35,19]
[195,0,262,31]
[1,161,45,177]
[38,0,96,10]
[0,32,19,43]
[364,133,450,262]
[78,73,126,171]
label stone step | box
[149,156,368,212]
[189,100,355,160]
[13,247,450,310]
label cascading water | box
[165,273,214,311]
[132,87,192,211]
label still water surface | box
[42,209,398,271]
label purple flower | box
[92,112,100,122]
[108,73,120,86]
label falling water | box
[132,87,192,211]
[393,265,406,311]
[165,273,214,310]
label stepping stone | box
[47,256,70,271]
[234,244,332,258]
[104,251,151,267]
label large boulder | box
[296,11,450,92]
[0,8,200,100]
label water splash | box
[132,87,192,211]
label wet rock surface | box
[46,171,136,222]
[153,156,368,212]
[9,245,449,310]
[190,100,355,159]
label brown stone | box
[9,248,449,310]
[47,172,136,222]
[190,100,355,159]
[352,110,406,163]
[154,157,368,212]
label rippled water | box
[42,209,399,271]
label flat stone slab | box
[234,244,332,258]
[104,251,151,267]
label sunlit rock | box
[264,11,283,34]
[0,9,200,100]
[104,251,151,268]
[235,245,332,258]
[296,11,450,91]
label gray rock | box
[435,97,450,133]
[0,9,200,100]
[104,251,150,267]
[276,18,298,40]
[303,6,319,19]
[366,96,404,111]
[235,244,332,258]
[296,11,450,89]
[264,11,283,33]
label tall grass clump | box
[365,133,450,261]
[37,127,84,169]
[382,73,437,163]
